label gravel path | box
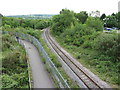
[21,40,54,88]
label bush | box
[50,54,62,68]
[2,34,28,88]
[82,40,92,48]
[2,74,18,88]
[51,9,77,35]
[93,33,120,62]
[60,24,95,46]
[85,17,104,31]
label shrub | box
[93,33,119,62]
[2,34,28,88]
[61,24,95,46]
[2,74,18,88]
[85,17,104,31]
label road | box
[21,40,54,88]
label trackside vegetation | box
[51,9,120,89]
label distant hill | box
[6,14,56,19]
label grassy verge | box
[34,30,79,88]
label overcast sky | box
[0,0,119,16]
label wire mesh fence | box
[2,30,70,88]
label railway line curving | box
[43,28,112,89]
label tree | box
[85,17,104,31]
[102,12,119,28]
[112,13,116,16]
[52,9,77,35]
[104,15,117,28]
[115,12,120,28]
[100,13,106,20]
[59,9,77,27]
[75,11,88,24]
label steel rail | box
[44,28,103,90]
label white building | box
[89,11,100,17]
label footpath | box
[21,40,54,88]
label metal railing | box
[2,30,70,88]
[20,40,33,89]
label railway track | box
[44,28,110,89]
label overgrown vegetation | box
[2,17,50,29]
[2,17,79,88]
[1,9,120,89]
[1,34,29,88]
[51,9,120,88]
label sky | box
[0,0,119,16]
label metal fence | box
[2,30,70,88]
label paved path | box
[21,40,54,88]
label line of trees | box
[51,9,120,63]
[2,17,50,29]
[51,9,104,35]
[100,12,120,28]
